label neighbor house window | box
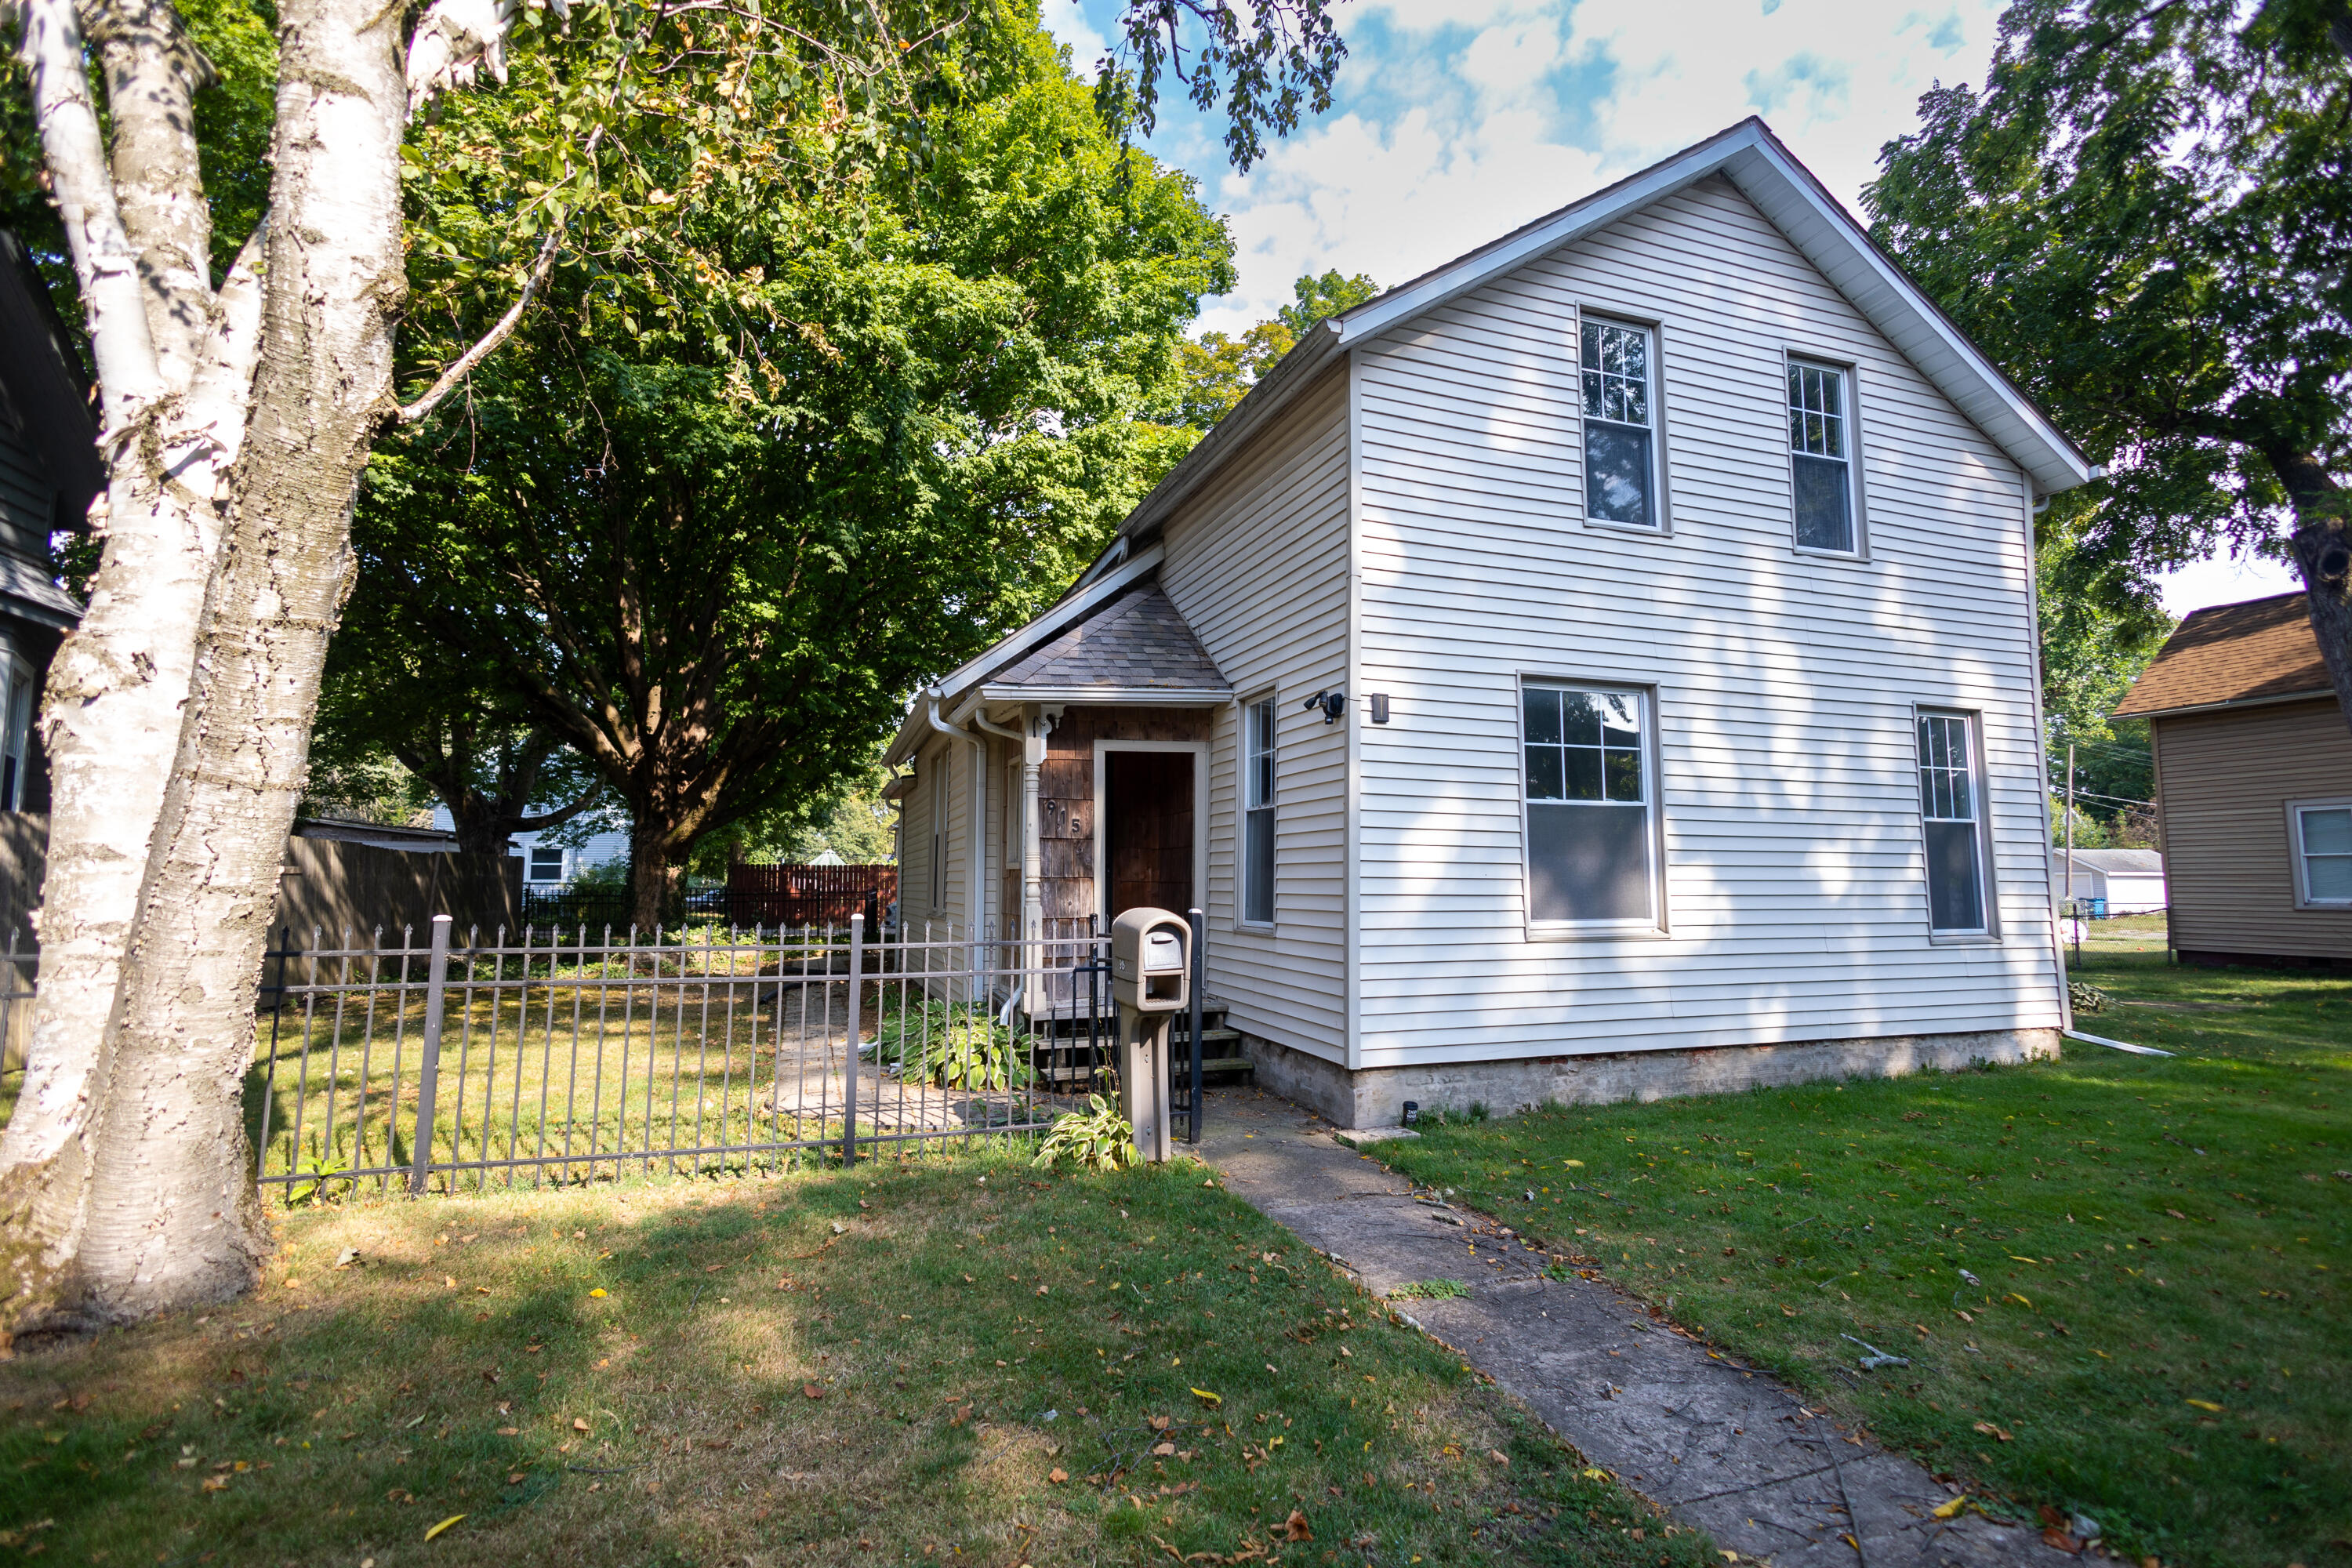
[0,657,31,811]
[1788,358,1857,553]
[1523,684,1657,926]
[1242,698,1276,925]
[1917,711,1990,933]
[528,845,566,883]
[2289,799,2352,906]
[1581,319,1657,528]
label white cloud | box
[1040,0,1112,82]
[1174,0,2004,332]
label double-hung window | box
[528,844,566,884]
[1788,358,1857,554]
[1917,711,1990,934]
[2289,799,2352,906]
[1242,698,1276,925]
[1523,684,1657,927]
[1581,319,1657,528]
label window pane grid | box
[2298,805,2352,902]
[1244,699,1276,923]
[1581,321,1650,429]
[1581,319,1657,528]
[1523,684,1655,925]
[1918,712,1987,932]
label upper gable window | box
[1581,319,1657,528]
[1788,358,1857,554]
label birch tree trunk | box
[66,0,410,1323]
[0,0,260,1338]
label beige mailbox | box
[1111,908,1192,1013]
[1109,907,1191,1163]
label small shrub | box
[872,1000,1032,1091]
[2069,981,2111,1014]
[1031,1094,1139,1172]
[1387,1278,1470,1301]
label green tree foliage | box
[2038,524,2166,843]
[1867,0,2352,734]
[360,5,1235,924]
[1171,267,1377,429]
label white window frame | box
[2285,795,2352,909]
[1915,706,1999,939]
[1784,351,1867,559]
[1240,695,1276,929]
[1577,312,1670,535]
[1518,676,1666,938]
[527,844,568,884]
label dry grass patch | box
[2,1150,1714,1567]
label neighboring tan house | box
[884,118,2092,1127]
[2112,593,2352,967]
[2048,848,2167,916]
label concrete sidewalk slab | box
[1196,1087,2073,1567]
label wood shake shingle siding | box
[2152,698,2352,961]
[1351,176,2063,1065]
[1159,368,1351,1062]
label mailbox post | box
[1109,907,1190,1163]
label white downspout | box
[925,691,987,1010]
[967,705,1030,1021]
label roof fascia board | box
[881,543,1167,768]
[1329,118,2092,496]
[2114,688,2335,723]
[1119,328,1347,539]
[1718,137,2092,494]
[972,684,1232,706]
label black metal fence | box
[249,912,1209,1202]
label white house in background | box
[427,807,629,886]
[884,118,2091,1128]
[2048,848,2167,915]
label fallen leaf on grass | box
[1189,1388,1221,1406]
[572,1418,591,1432]
[588,1288,608,1298]
[1048,1468,1068,1484]
[1283,1510,1313,1542]
[1581,1467,1610,1481]
[423,1515,466,1541]
[200,1475,227,1492]
[1486,1450,1508,1466]
[496,1427,520,1436]
[1932,1495,1967,1520]
[1971,1421,2012,1442]
[804,1385,827,1401]
[2186,1399,2223,1413]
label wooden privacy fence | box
[725,862,898,925]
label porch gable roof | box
[976,583,1229,702]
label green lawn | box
[0,1148,1715,1568]
[1372,949,2350,1568]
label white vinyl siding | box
[1160,369,1351,1062]
[1351,173,2060,1068]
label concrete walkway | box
[1194,1087,2072,1567]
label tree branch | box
[395,225,563,425]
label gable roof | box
[982,583,1228,699]
[1113,117,2094,549]
[2112,593,2331,720]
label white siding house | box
[881,119,2090,1127]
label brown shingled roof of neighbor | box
[985,583,1229,693]
[2112,591,2331,718]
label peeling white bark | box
[71,0,410,1319]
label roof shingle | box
[985,584,1228,694]
[2112,592,2330,718]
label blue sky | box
[1042,0,2299,615]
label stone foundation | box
[1240,1026,2063,1131]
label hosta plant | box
[1032,1095,1140,1172]
[871,1000,1033,1091]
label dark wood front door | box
[1105,750,1193,920]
